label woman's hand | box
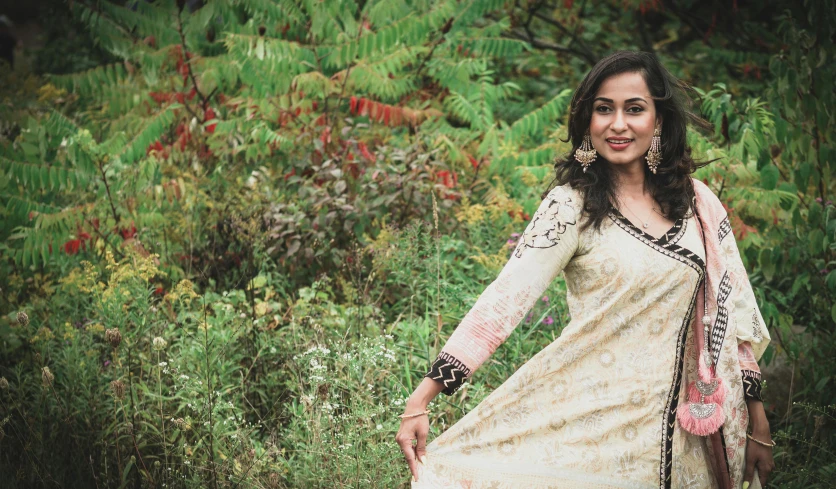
[395,378,444,482]
[744,435,775,487]
[395,401,430,482]
[744,400,775,487]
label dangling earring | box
[574,130,597,173]
[645,126,662,174]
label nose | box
[611,109,628,132]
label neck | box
[609,160,647,198]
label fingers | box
[757,459,773,487]
[396,433,420,481]
[415,428,428,463]
[743,449,756,485]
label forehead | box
[595,72,651,100]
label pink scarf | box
[691,178,756,489]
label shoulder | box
[539,183,584,227]
[543,183,583,211]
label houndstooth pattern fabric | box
[710,272,732,365]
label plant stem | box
[158,351,168,485]
[202,299,219,489]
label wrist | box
[750,423,771,439]
[406,396,430,411]
[746,399,770,435]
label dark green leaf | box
[760,164,779,190]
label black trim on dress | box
[608,210,706,489]
[608,211,706,272]
[425,351,473,395]
[742,369,764,402]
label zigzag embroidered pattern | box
[425,351,473,395]
[741,369,764,402]
[718,216,732,242]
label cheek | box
[588,116,609,144]
[589,115,608,135]
[637,116,656,135]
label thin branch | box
[511,1,597,65]
[176,7,208,108]
[97,158,121,225]
[508,28,575,54]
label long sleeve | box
[719,217,771,402]
[425,184,583,395]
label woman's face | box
[589,71,660,168]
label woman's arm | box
[423,184,583,394]
[396,184,583,482]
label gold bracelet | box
[746,432,776,447]
[398,410,430,419]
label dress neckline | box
[609,208,686,246]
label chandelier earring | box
[574,130,597,173]
[645,126,662,174]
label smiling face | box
[589,71,660,168]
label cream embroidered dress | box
[414,184,767,489]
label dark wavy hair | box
[547,50,713,231]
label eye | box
[595,105,611,113]
[627,106,644,113]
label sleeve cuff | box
[742,369,763,402]
[424,351,472,395]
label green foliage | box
[1,0,835,487]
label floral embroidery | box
[512,193,578,258]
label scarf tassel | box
[676,376,726,436]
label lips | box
[606,138,633,150]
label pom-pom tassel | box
[677,401,725,436]
[687,378,727,406]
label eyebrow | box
[593,97,648,103]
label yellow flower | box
[87,323,105,334]
[454,198,488,226]
[166,279,199,304]
[30,326,55,343]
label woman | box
[396,51,775,489]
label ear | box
[656,115,663,129]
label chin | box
[601,153,641,166]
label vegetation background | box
[0,0,833,487]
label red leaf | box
[467,154,478,169]
[357,142,375,162]
[205,108,217,134]
[120,224,137,240]
[63,239,81,255]
[349,96,358,114]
